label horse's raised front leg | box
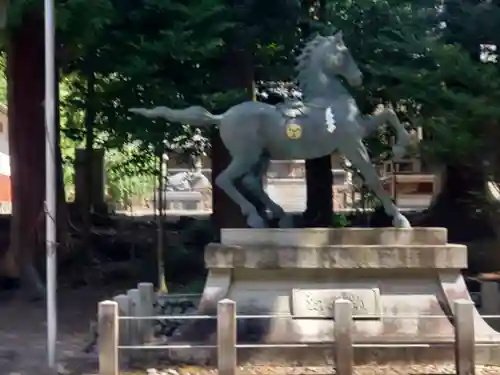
[338,139,411,228]
[240,156,294,228]
[360,108,411,159]
[215,158,267,228]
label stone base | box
[164,191,203,211]
[174,228,500,365]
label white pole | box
[44,0,57,369]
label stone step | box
[221,227,447,246]
[205,243,467,269]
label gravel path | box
[132,364,500,375]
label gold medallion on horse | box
[286,123,302,139]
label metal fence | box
[97,287,492,375]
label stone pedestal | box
[181,228,500,365]
[164,191,203,211]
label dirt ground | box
[0,283,132,375]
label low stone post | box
[217,299,237,375]
[454,299,475,375]
[113,294,131,346]
[480,282,499,316]
[98,301,119,375]
[334,299,353,375]
[138,282,155,342]
[127,288,141,361]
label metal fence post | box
[334,299,353,375]
[217,299,237,375]
[98,301,119,375]
[454,299,475,375]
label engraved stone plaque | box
[292,288,381,320]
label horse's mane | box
[295,29,344,98]
[295,34,330,97]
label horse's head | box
[322,31,363,88]
[296,31,363,96]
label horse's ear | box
[330,30,344,45]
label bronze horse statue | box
[130,31,412,228]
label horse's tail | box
[129,105,222,126]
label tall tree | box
[211,0,301,230]
[210,0,255,231]
[323,0,500,245]
[4,11,47,296]
[418,0,500,242]
[1,0,116,294]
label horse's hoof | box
[392,214,411,228]
[247,213,268,228]
[278,215,295,228]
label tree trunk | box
[211,131,247,233]
[55,69,69,253]
[0,247,17,280]
[1,14,68,296]
[211,47,256,236]
[303,157,333,227]
[300,0,333,228]
[82,72,95,260]
[4,13,46,297]
[417,164,495,274]
[419,164,493,242]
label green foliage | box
[0,53,6,104]
[320,0,500,170]
[331,213,350,228]
[6,0,39,29]
[60,0,235,151]
[56,0,241,205]
[54,0,310,204]
[10,0,500,207]
[105,146,156,209]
